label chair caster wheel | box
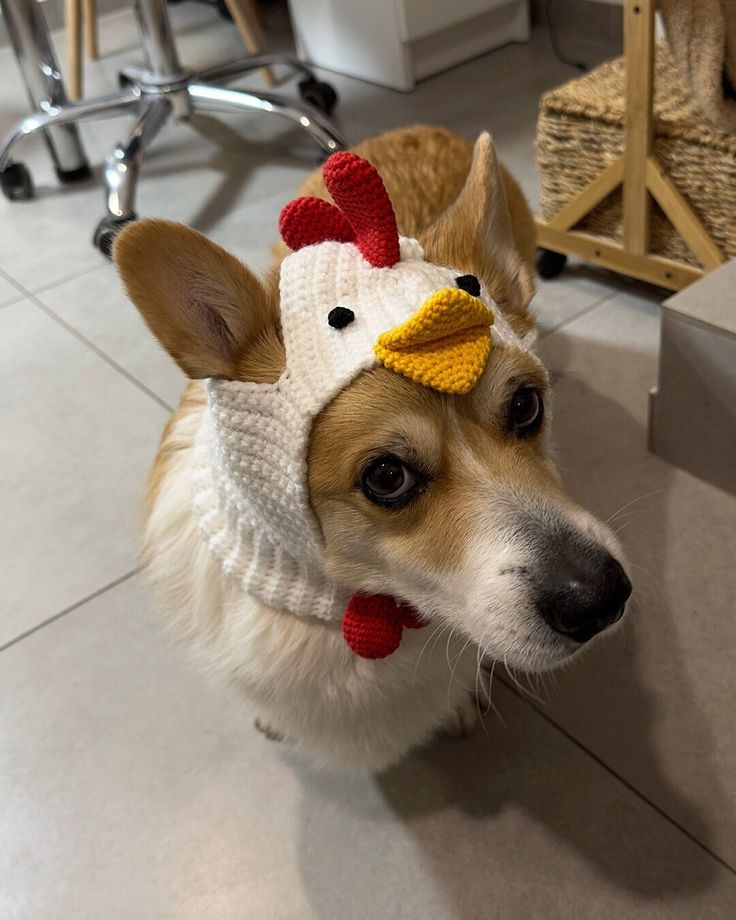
[93,214,137,259]
[0,161,34,201]
[299,78,338,116]
[56,163,92,185]
[537,248,568,279]
[118,71,133,89]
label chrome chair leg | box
[187,83,344,155]
[104,95,171,221]
[133,0,189,84]
[0,90,142,174]
[197,53,314,86]
[0,0,89,179]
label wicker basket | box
[537,45,736,267]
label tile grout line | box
[31,262,110,298]
[6,269,176,414]
[538,287,623,341]
[0,264,32,310]
[0,260,106,300]
[498,677,736,876]
[31,294,175,413]
[0,568,141,654]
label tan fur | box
[144,380,206,526]
[308,344,562,610]
[119,126,629,770]
[421,133,536,327]
[115,221,284,381]
[135,125,537,517]
[308,352,553,581]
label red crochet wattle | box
[278,151,400,269]
[342,593,427,659]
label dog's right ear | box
[114,219,282,381]
[420,133,535,320]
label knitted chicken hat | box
[192,151,527,659]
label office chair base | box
[0,0,345,257]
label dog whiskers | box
[611,518,637,538]
[446,632,475,701]
[481,658,498,717]
[502,655,548,708]
[479,649,506,728]
[413,620,452,680]
[606,489,663,525]
[442,624,459,697]
[471,634,494,739]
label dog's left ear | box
[421,132,535,318]
[114,219,283,381]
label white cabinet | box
[288,0,530,91]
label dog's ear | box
[421,132,535,318]
[114,219,283,381]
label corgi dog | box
[114,126,631,771]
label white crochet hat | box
[191,152,530,657]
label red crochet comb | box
[279,151,400,268]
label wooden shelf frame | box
[535,0,726,292]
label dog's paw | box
[441,694,479,739]
[254,717,286,743]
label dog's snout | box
[533,542,632,644]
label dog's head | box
[115,134,631,671]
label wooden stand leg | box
[224,0,276,87]
[65,0,83,101]
[548,157,624,232]
[622,0,654,256]
[532,0,724,292]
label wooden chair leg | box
[65,0,83,100]
[224,0,276,86]
[83,0,100,61]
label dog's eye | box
[508,386,543,436]
[361,456,420,507]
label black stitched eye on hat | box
[455,274,481,297]
[328,306,355,329]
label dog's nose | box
[535,550,632,643]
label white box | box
[288,0,530,92]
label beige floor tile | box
[36,264,185,410]
[0,300,167,646]
[1,574,733,920]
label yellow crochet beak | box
[374,288,494,395]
